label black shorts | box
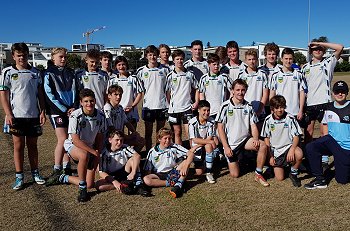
[142,109,168,122]
[193,147,206,168]
[110,168,129,182]
[10,118,42,137]
[168,109,193,125]
[67,151,96,170]
[273,149,290,167]
[226,137,251,163]
[304,103,327,123]
[49,115,69,129]
[155,171,171,180]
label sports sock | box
[59,174,69,184]
[322,155,329,164]
[174,178,184,188]
[79,180,87,189]
[63,161,71,170]
[15,172,24,179]
[31,169,40,176]
[54,165,62,171]
[290,167,298,175]
[255,168,263,175]
[205,152,214,173]
[213,147,221,157]
[134,171,142,186]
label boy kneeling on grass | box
[95,129,150,196]
[143,127,197,198]
[261,95,303,187]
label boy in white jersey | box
[76,49,109,110]
[188,100,218,183]
[166,49,199,145]
[216,79,269,186]
[261,95,303,187]
[184,40,209,81]
[199,53,232,119]
[259,42,281,86]
[95,129,150,196]
[159,44,174,69]
[302,39,343,168]
[0,43,46,190]
[109,56,143,130]
[104,85,144,152]
[60,89,105,202]
[221,41,247,81]
[143,128,196,198]
[270,48,307,121]
[137,45,170,151]
[238,48,269,121]
[100,51,113,77]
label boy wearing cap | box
[304,81,350,189]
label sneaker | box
[45,169,61,186]
[63,168,72,176]
[206,173,216,184]
[255,173,270,187]
[135,185,152,197]
[169,185,183,198]
[12,177,24,190]
[289,173,301,187]
[304,178,328,190]
[32,173,46,185]
[77,188,90,202]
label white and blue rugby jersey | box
[166,69,198,113]
[270,68,307,116]
[136,64,170,110]
[188,116,216,146]
[302,55,338,106]
[99,144,135,173]
[144,144,188,173]
[216,99,258,149]
[221,61,247,81]
[258,63,283,88]
[65,108,105,148]
[0,65,42,118]
[322,101,350,150]
[198,73,232,116]
[261,113,302,158]
[77,70,109,110]
[103,103,128,131]
[184,58,209,81]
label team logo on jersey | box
[270,124,275,131]
[257,76,262,81]
[80,121,87,128]
[127,81,132,86]
[343,116,350,122]
[328,115,333,119]
[284,123,289,128]
[172,78,178,84]
[228,110,234,116]
[292,76,298,81]
[154,156,160,162]
[56,117,63,124]
[144,72,149,78]
[243,109,248,115]
[205,80,210,87]
[217,80,222,85]
[278,76,283,83]
[159,71,164,76]
[11,73,18,80]
[83,76,89,82]
[305,69,310,75]
[186,76,191,81]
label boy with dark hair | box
[184,40,209,81]
[58,89,105,202]
[216,79,269,186]
[305,81,350,189]
[100,51,113,76]
[302,39,343,168]
[0,42,46,190]
[143,127,197,198]
[166,49,199,145]
[261,95,303,187]
[238,48,269,119]
[221,40,247,81]
[137,45,170,151]
[76,49,109,110]
[270,48,307,121]
[95,129,150,196]
[259,42,281,82]
[188,100,217,183]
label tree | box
[36,64,45,71]
[207,42,211,48]
[312,36,329,43]
[335,61,350,72]
[66,53,82,70]
[122,48,145,72]
[294,52,307,66]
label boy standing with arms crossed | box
[216,79,269,186]
[0,43,46,190]
[184,40,208,82]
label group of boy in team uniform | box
[1,38,349,203]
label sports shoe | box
[12,177,24,190]
[32,173,45,185]
[77,188,90,202]
[63,168,72,176]
[169,185,183,198]
[206,173,216,184]
[135,185,152,197]
[45,169,61,186]
[255,173,270,187]
[289,173,301,187]
[304,178,327,190]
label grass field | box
[1,73,350,231]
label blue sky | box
[1,0,349,49]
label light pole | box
[0,44,3,71]
[307,0,311,61]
